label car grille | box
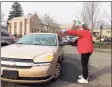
[18,76,51,80]
[1,57,33,68]
[1,64,32,68]
[1,57,33,62]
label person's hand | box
[57,29,67,37]
[59,29,67,34]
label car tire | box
[53,62,61,81]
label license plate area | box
[3,70,18,79]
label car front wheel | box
[53,62,61,80]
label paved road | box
[1,45,111,87]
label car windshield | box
[16,34,57,46]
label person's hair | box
[82,24,90,30]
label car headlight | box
[33,53,53,63]
[47,55,53,61]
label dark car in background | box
[1,28,15,46]
[62,37,68,44]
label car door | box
[57,35,64,60]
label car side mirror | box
[59,42,64,46]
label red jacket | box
[66,29,93,54]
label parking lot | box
[1,45,111,87]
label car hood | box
[1,44,57,59]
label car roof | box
[1,28,10,34]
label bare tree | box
[43,14,54,26]
[79,2,100,31]
[1,11,5,25]
[102,10,111,25]
[42,14,59,33]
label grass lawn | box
[94,42,111,49]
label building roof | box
[103,25,111,29]
[8,14,33,22]
[60,23,74,29]
[8,13,60,28]
[8,13,48,26]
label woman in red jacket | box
[61,24,93,83]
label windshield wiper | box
[33,44,41,45]
[16,43,24,44]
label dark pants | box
[81,53,92,79]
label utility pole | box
[92,2,94,32]
[100,25,103,42]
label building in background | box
[92,25,111,42]
[93,25,111,38]
[40,18,60,33]
[101,25,111,38]
[8,13,60,37]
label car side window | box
[1,32,9,36]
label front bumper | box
[1,65,53,83]
[1,76,52,83]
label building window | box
[33,29,35,33]
[41,25,44,28]
[32,28,34,33]
[35,26,37,30]
[20,21,22,33]
[35,28,37,32]
[38,24,40,28]
[24,19,27,34]
[33,28,35,33]
[9,23,12,32]
[31,29,33,33]
[34,28,36,32]
[25,19,27,24]
[14,22,17,33]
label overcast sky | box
[1,2,111,24]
